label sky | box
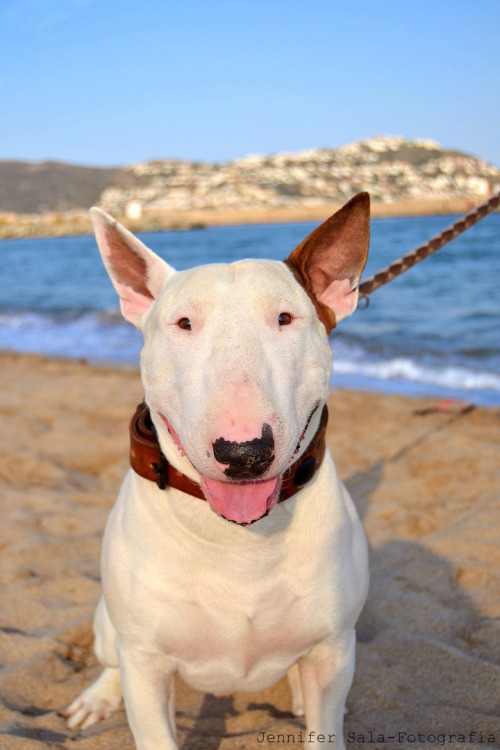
[1,0,499,168]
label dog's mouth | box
[199,474,281,525]
[160,411,282,524]
[159,406,318,526]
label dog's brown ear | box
[90,207,175,329]
[284,192,370,332]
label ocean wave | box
[333,355,500,392]
[334,357,500,394]
[330,338,500,404]
[0,310,142,364]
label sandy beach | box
[0,352,499,749]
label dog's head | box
[91,193,369,524]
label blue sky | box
[2,0,499,167]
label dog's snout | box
[213,423,275,479]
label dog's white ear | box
[90,207,175,329]
[284,192,370,332]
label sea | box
[1,212,499,406]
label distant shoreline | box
[0,196,488,240]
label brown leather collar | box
[129,402,328,504]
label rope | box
[358,190,500,303]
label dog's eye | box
[177,318,192,330]
[278,312,293,326]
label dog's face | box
[91,194,370,524]
[141,259,332,521]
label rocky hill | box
[0,137,498,237]
[0,160,126,214]
[1,136,499,217]
[99,136,499,220]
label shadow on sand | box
[179,456,499,749]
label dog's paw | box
[64,668,122,730]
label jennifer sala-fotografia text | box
[256,730,497,745]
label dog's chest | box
[155,562,329,693]
[108,515,333,694]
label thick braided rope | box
[358,190,500,301]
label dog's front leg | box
[298,629,356,750]
[119,647,177,750]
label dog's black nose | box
[213,423,275,479]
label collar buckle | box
[152,453,168,490]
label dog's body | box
[65,194,371,749]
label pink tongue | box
[200,475,281,524]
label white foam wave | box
[333,356,500,393]
[0,310,142,364]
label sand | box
[0,352,499,749]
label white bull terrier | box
[65,193,371,749]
